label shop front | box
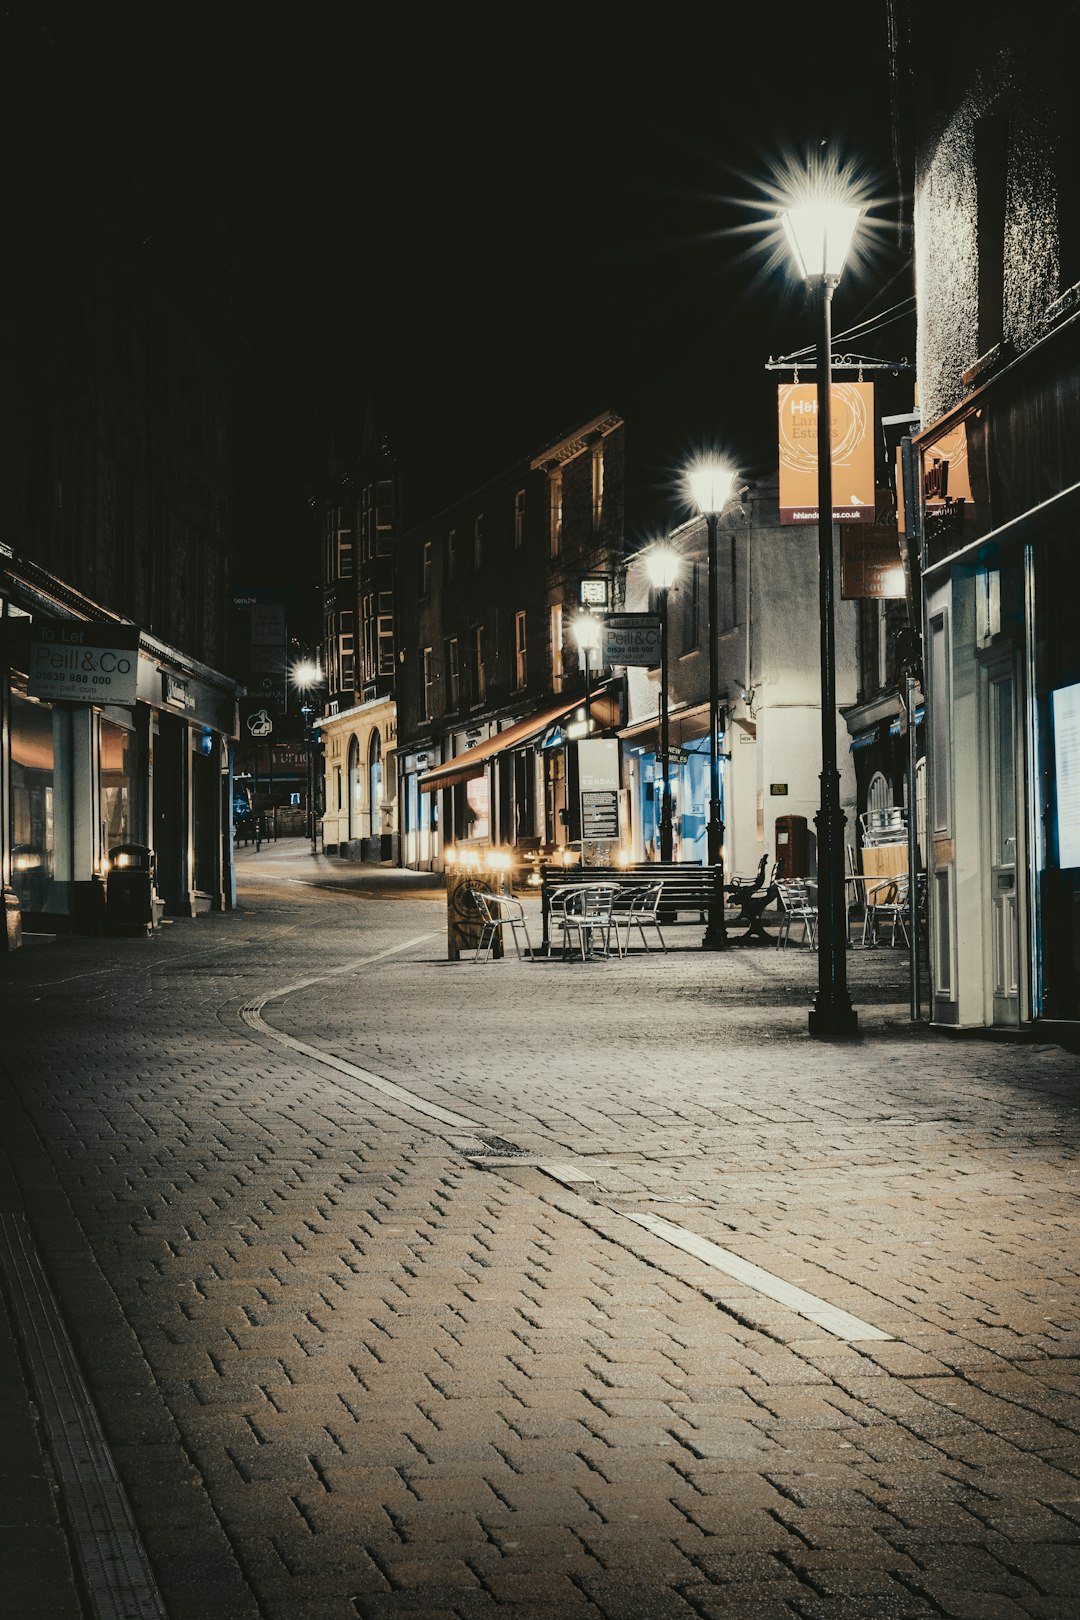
[2,562,240,942]
[917,321,1080,1034]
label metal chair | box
[549,883,619,960]
[864,874,910,947]
[610,882,666,956]
[775,879,818,949]
[470,888,535,962]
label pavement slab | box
[1,839,1078,1618]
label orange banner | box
[778,381,875,524]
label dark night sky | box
[5,2,910,579]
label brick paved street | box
[2,838,1079,1620]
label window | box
[445,637,460,708]
[421,539,433,598]
[340,609,355,692]
[375,480,394,555]
[377,607,395,676]
[549,471,562,555]
[929,613,951,831]
[591,442,604,529]
[336,506,354,580]
[471,625,486,704]
[473,513,484,570]
[514,489,526,547]
[514,610,527,688]
[551,602,564,691]
[421,647,434,720]
[446,526,457,581]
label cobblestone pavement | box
[1,838,1078,1620]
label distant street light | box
[688,459,737,949]
[780,191,861,1037]
[291,657,324,857]
[571,612,603,731]
[645,543,681,862]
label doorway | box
[985,656,1022,1025]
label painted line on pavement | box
[0,1212,169,1620]
[240,934,483,1131]
[623,1211,893,1343]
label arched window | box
[867,770,892,815]
[347,735,361,840]
[369,731,383,837]
[914,756,927,867]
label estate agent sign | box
[28,620,140,706]
[778,381,875,524]
[601,613,661,667]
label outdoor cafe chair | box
[775,879,818,949]
[610,882,667,956]
[470,888,535,962]
[864,874,910,948]
[549,883,620,960]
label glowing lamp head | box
[644,544,681,592]
[571,613,603,656]
[781,199,861,282]
[291,657,323,691]
[687,461,737,516]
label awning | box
[419,686,620,792]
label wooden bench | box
[539,863,726,952]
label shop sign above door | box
[28,620,140,705]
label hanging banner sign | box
[601,613,661,667]
[28,620,140,705]
[778,381,875,524]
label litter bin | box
[106,844,158,935]
[775,813,808,879]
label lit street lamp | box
[644,543,681,862]
[780,192,861,1038]
[291,657,324,857]
[687,461,737,950]
[571,612,603,730]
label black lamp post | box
[291,658,324,859]
[781,195,861,1038]
[688,460,737,949]
[645,544,680,862]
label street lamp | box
[571,612,603,730]
[291,657,324,857]
[687,458,737,861]
[781,191,861,1038]
[645,543,681,862]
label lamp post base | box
[808,1002,859,1039]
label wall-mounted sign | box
[841,525,906,599]
[246,708,274,737]
[602,613,661,667]
[28,620,140,706]
[164,673,194,710]
[770,783,789,796]
[778,381,875,524]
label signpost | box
[601,613,661,667]
[28,621,140,706]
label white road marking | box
[623,1211,892,1342]
[240,934,483,1131]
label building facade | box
[1,195,239,942]
[397,411,626,870]
[316,432,400,860]
[619,475,860,882]
[891,1,1080,1032]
